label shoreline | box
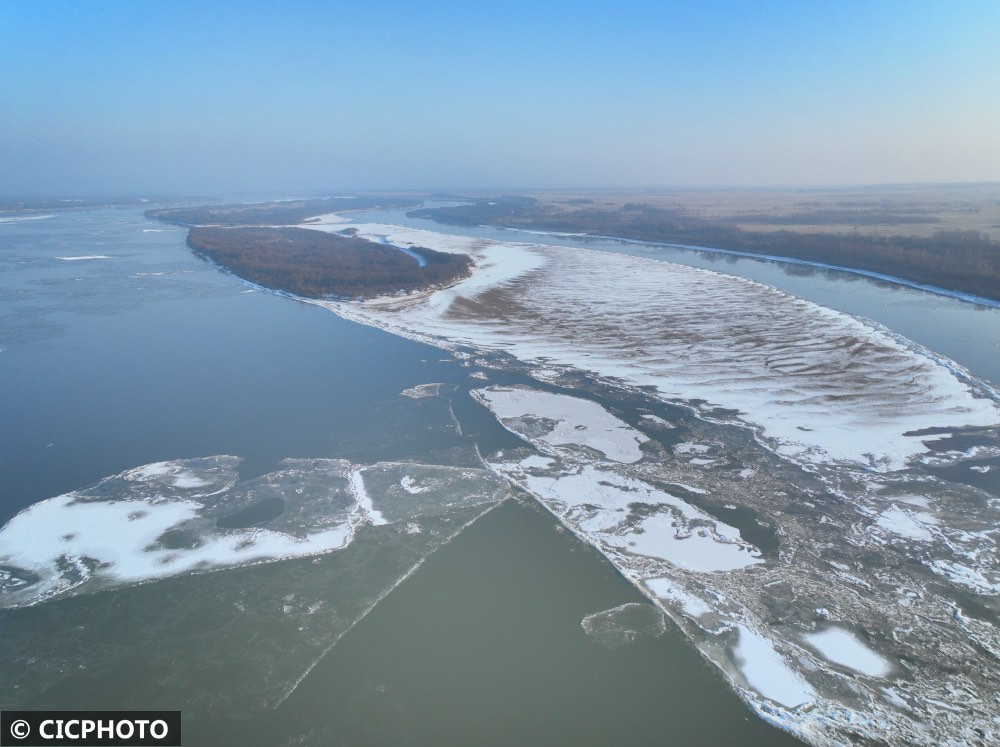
[587,233,1000,309]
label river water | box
[1,203,998,746]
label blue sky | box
[2,1,998,194]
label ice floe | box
[400,382,445,399]
[399,476,430,494]
[611,511,761,572]
[580,603,666,649]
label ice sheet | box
[0,457,511,608]
[0,490,355,606]
[400,383,444,399]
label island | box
[187,225,472,299]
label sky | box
[2,0,999,195]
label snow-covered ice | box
[873,505,938,541]
[0,457,511,608]
[472,386,647,463]
[735,625,817,708]
[644,577,712,617]
[804,627,891,677]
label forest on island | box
[187,226,472,299]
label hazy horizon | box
[3,1,999,195]
[7,182,1000,203]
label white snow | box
[517,466,761,573]
[873,505,937,541]
[640,414,675,428]
[930,560,1000,595]
[399,476,430,494]
[614,513,762,572]
[735,625,817,707]
[0,491,355,606]
[351,470,387,525]
[172,472,210,489]
[895,494,931,509]
[675,442,711,454]
[473,387,647,463]
[519,455,554,470]
[644,577,713,616]
[667,482,708,495]
[128,462,173,479]
[804,627,891,677]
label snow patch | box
[804,627,891,677]
[473,386,647,463]
[735,625,817,707]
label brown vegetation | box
[187,226,472,299]
[411,198,1000,301]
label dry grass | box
[522,184,1000,240]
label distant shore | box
[410,194,1000,304]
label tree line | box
[415,199,1000,301]
[187,226,472,299]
